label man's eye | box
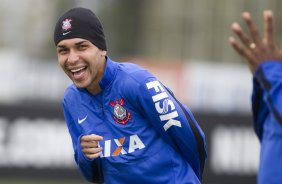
[78,45,88,49]
[58,48,68,54]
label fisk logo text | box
[146,80,181,131]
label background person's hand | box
[80,134,103,159]
[229,10,282,74]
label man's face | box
[56,38,106,93]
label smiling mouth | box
[70,66,87,80]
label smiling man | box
[54,7,207,184]
[57,38,106,94]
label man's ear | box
[101,50,107,57]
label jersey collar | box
[99,56,118,90]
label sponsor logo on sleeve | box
[146,80,181,131]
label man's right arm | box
[62,100,104,183]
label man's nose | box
[67,50,79,64]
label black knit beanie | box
[54,7,107,50]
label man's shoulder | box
[64,84,78,94]
[117,62,155,85]
[63,84,81,102]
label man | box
[54,7,207,184]
[229,10,282,184]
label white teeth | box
[71,67,85,73]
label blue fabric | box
[252,61,282,184]
[62,57,207,183]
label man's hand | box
[80,134,103,159]
[229,10,282,74]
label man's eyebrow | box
[57,45,66,48]
[57,41,89,48]
[75,41,89,45]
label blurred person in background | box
[54,7,206,184]
[229,10,282,184]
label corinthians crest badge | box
[110,98,131,125]
[62,18,72,31]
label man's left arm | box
[136,78,207,180]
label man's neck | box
[86,56,107,95]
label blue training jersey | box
[252,61,282,184]
[62,57,207,184]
